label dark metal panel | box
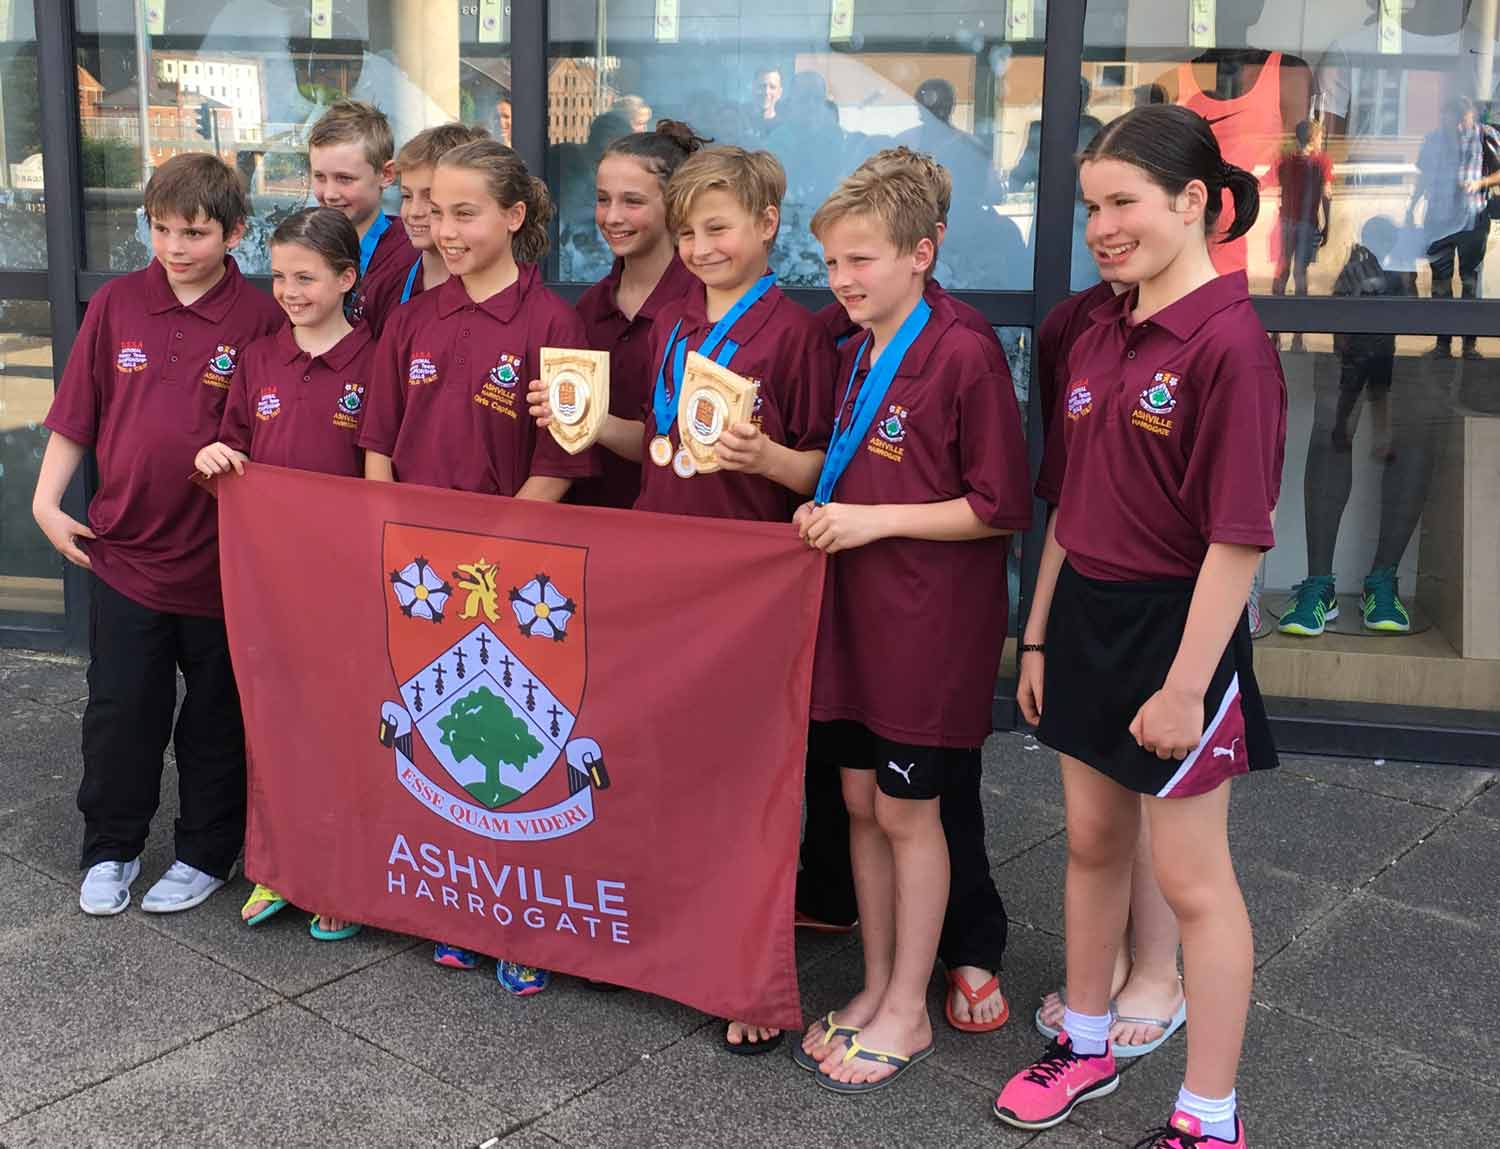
[1251,296,1500,338]
[0,271,49,298]
[510,1,547,180]
[36,0,90,654]
[0,627,69,654]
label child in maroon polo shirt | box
[308,99,414,337]
[567,121,705,509]
[996,106,1284,1149]
[360,139,598,995]
[34,153,285,918]
[195,207,373,943]
[793,165,1030,1094]
[392,122,491,309]
[798,144,1017,1037]
[530,145,836,1049]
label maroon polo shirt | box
[633,281,837,523]
[1036,271,1286,582]
[1036,280,1116,445]
[359,263,600,495]
[809,310,1031,748]
[44,258,285,616]
[219,322,374,478]
[570,255,698,509]
[815,279,1000,356]
[350,214,416,338]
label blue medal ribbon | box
[649,272,775,436]
[814,298,931,505]
[359,212,391,278]
[399,256,422,304]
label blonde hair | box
[308,99,395,170]
[810,165,940,255]
[853,146,951,225]
[396,122,490,175]
[664,145,785,242]
[436,140,553,264]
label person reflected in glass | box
[495,96,512,146]
[1271,119,1332,321]
[753,66,784,125]
[612,94,653,134]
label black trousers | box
[78,577,246,878]
[796,744,1009,972]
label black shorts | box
[808,720,968,800]
[1036,562,1277,797]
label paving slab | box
[980,784,1067,869]
[0,913,274,1123]
[1228,769,1442,887]
[0,780,181,887]
[1280,755,1495,811]
[1466,780,1500,822]
[533,1025,1029,1149]
[299,943,707,1122]
[983,731,1065,808]
[0,698,80,816]
[1075,996,1499,1146]
[1369,815,1500,929]
[0,651,87,708]
[0,1003,511,1149]
[1235,861,1349,961]
[1257,894,1500,1085]
[0,854,76,943]
[496,1130,570,1148]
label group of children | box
[34,95,1285,1148]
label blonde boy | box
[393,122,490,305]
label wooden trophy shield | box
[676,351,757,475]
[541,347,609,454]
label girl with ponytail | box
[995,104,1286,1149]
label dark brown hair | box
[143,153,250,236]
[436,140,553,264]
[270,206,360,292]
[602,119,710,191]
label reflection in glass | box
[76,3,508,273]
[0,300,59,626]
[0,7,46,269]
[547,3,1046,289]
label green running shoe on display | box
[1362,566,1412,633]
[1278,576,1338,637]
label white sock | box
[1060,1006,1111,1056]
[1176,1085,1238,1141]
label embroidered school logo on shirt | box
[116,342,148,373]
[748,379,766,426]
[488,353,523,390]
[255,389,281,421]
[477,353,524,419]
[408,355,439,385]
[1131,371,1179,437]
[1066,379,1094,421]
[334,381,365,430]
[867,404,908,463]
[202,345,239,390]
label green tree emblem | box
[436,686,543,808]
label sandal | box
[791,1011,862,1073]
[308,914,362,941]
[814,1036,934,1094]
[946,968,1010,1033]
[723,1021,784,1056]
[241,883,288,926]
[1111,990,1187,1059]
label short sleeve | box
[527,304,601,480]
[1180,341,1287,550]
[218,346,256,454]
[778,313,837,453]
[955,340,1031,531]
[357,316,409,457]
[44,287,110,447]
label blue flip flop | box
[308,914,363,942]
[814,1036,934,1094]
[791,1012,862,1073]
[1111,995,1187,1059]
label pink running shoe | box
[993,1033,1119,1130]
[1131,1110,1247,1148]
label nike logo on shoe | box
[885,761,915,784]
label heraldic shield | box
[378,523,608,842]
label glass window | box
[547,1,1046,290]
[0,7,47,269]
[1075,0,1500,301]
[1256,330,1500,721]
[0,299,59,628]
[76,2,510,273]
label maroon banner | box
[218,465,824,1029]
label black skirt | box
[1036,561,1277,797]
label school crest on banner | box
[377,523,608,842]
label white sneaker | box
[80,858,141,916]
[140,860,227,914]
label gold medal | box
[671,447,697,478]
[649,435,674,467]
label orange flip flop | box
[945,969,1010,1033]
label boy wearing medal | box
[793,166,1030,1092]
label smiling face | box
[149,210,241,293]
[399,163,438,252]
[430,164,525,279]
[1080,156,1206,285]
[270,240,356,328]
[754,70,782,119]
[676,188,777,295]
[820,213,931,331]
[309,140,392,232]
[595,154,669,260]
